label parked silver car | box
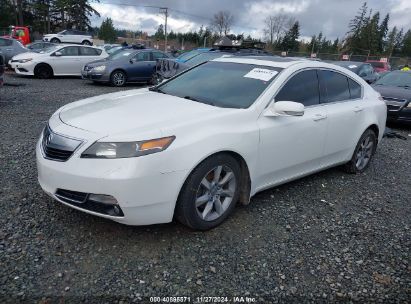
[0,37,28,67]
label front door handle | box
[354,106,364,113]
[313,113,327,121]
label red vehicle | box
[2,26,31,45]
[365,60,391,73]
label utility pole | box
[159,7,168,52]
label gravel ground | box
[0,72,410,303]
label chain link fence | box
[272,50,409,69]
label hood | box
[58,89,224,139]
[372,85,411,101]
[11,51,40,60]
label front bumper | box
[385,101,411,125]
[36,127,189,226]
[81,69,110,82]
[13,61,35,75]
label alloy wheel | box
[195,165,237,222]
[355,135,374,170]
[112,72,125,86]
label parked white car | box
[43,30,93,45]
[10,45,107,78]
[36,57,386,230]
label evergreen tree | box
[280,21,300,51]
[401,30,411,56]
[98,17,116,43]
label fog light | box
[88,194,118,205]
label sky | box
[90,0,411,41]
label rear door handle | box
[313,113,327,121]
[354,106,364,113]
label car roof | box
[212,56,311,68]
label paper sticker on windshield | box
[244,68,278,81]
[348,65,357,69]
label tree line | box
[1,0,409,56]
[0,0,99,33]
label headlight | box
[81,136,175,159]
[18,58,32,63]
[92,65,106,72]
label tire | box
[34,64,53,79]
[175,154,241,230]
[343,129,377,174]
[82,40,91,46]
[110,70,127,87]
[50,38,60,44]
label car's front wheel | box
[50,38,60,44]
[34,64,53,79]
[82,40,92,45]
[175,154,241,230]
[343,128,377,173]
[110,70,127,87]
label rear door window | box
[348,78,362,99]
[318,70,350,103]
[59,46,79,56]
[152,51,167,60]
[133,52,150,61]
[80,47,101,56]
[275,70,320,106]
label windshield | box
[107,46,123,55]
[57,30,66,35]
[157,61,282,109]
[374,71,411,88]
[177,50,204,62]
[40,45,60,53]
[186,52,230,66]
[108,49,133,60]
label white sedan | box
[36,57,386,230]
[10,45,107,78]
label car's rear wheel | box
[175,154,241,230]
[34,64,53,79]
[110,70,126,86]
[50,38,60,44]
[343,129,377,174]
[82,40,92,46]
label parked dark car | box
[156,48,272,82]
[82,47,169,86]
[372,70,411,125]
[329,61,380,83]
[0,37,28,66]
[26,41,56,52]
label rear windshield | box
[157,61,282,109]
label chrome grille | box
[41,125,82,161]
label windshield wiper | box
[184,96,215,106]
[149,87,165,94]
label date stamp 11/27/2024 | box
[149,296,257,303]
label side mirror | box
[53,51,62,57]
[264,101,304,117]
